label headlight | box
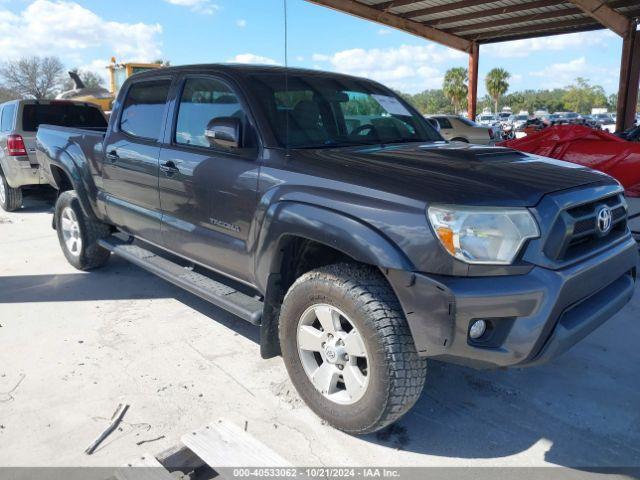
[427,205,539,265]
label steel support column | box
[616,20,640,132]
[467,42,479,120]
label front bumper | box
[387,236,638,369]
[1,156,47,189]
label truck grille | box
[544,193,628,262]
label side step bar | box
[98,237,263,325]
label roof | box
[129,62,390,83]
[306,0,640,51]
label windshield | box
[514,115,528,120]
[248,73,440,148]
[457,117,478,127]
[22,103,106,132]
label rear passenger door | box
[158,74,261,284]
[102,77,173,244]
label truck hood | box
[290,142,611,207]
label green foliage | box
[442,67,468,114]
[404,89,455,115]
[401,77,622,117]
[562,77,607,114]
[485,68,510,113]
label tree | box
[443,67,468,114]
[485,68,510,114]
[62,69,105,91]
[562,77,608,114]
[0,56,64,99]
[0,85,20,103]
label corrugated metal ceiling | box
[355,0,640,43]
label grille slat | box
[544,193,628,263]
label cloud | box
[529,57,610,89]
[236,19,247,28]
[0,0,162,64]
[377,28,392,35]
[227,53,280,65]
[164,0,219,15]
[311,44,464,93]
[483,31,613,59]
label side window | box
[175,77,248,148]
[120,80,171,140]
[436,117,452,129]
[1,104,15,132]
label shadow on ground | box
[3,194,638,470]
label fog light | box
[469,320,487,339]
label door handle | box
[160,160,180,176]
[106,151,119,162]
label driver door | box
[158,74,260,284]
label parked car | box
[0,99,107,211]
[555,112,583,124]
[36,65,638,434]
[591,113,616,132]
[475,113,498,126]
[427,114,495,144]
[509,114,529,131]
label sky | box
[0,0,623,96]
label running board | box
[98,237,263,325]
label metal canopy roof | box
[307,0,640,52]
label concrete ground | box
[0,191,639,469]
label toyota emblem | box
[596,206,612,235]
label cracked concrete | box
[0,193,639,469]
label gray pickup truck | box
[35,65,638,434]
[0,99,107,211]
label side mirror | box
[205,117,242,149]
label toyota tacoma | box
[35,65,638,434]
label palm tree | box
[443,67,468,114]
[485,68,511,114]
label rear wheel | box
[55,190,111,270]
[0,171,22,212]
[451,137,469,143]
[279,263,427,434]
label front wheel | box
[55,190,111,270]
[279,263,427,434]
[0,171,22,212]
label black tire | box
[0,171,23,212]
[451,137,469,143]
[55,190,111,270]
[279,263,427,434]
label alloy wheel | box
[296,304,370,405]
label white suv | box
[0,99,107,211]
[428,114,495,145]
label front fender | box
[254,201,413,292]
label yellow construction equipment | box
[107,58,164,96]
[57,58,164,112]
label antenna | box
[283,0,290,155]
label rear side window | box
[175,77,247,148]
[435,117,452,129]
[22,104,106,132]
[1,104,16,132]
[120,80,171,140]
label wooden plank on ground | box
[181,420,290,468]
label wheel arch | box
[255,201,413,359]
[46,155,100,226]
